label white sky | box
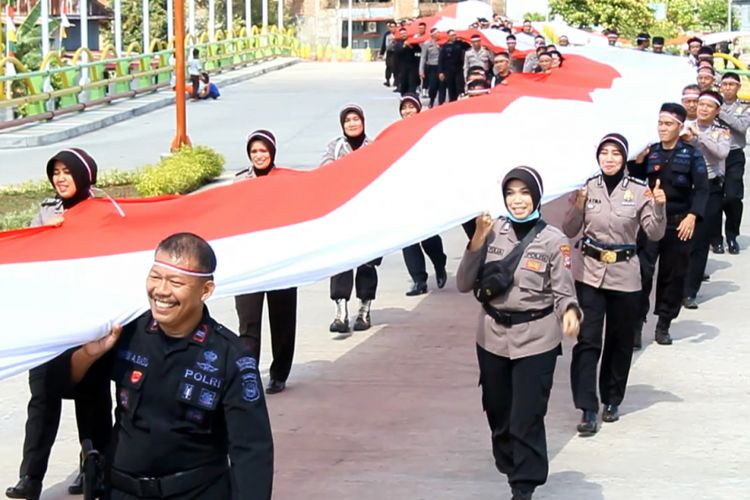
[505,0,550,21]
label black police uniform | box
[437,40,466,103]
[398,40,421,95]
[58,309,274,499]
[629,140,709,331]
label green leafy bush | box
[0,204,38,231]
[134,146,225,196]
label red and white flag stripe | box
[0,47,694,378]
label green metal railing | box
[0,26,299,130]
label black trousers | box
[384,52,396,84]
[438,71,464,104]
[20,352,112,480]
[637,225,692,323]
[424,64,439,106]
[686,179,724,298]
[234,288,297,383]
[571,282,639,412]
[399,65,419,95]
[722,148,745,241]
[330,258,382,302]
[402,235,446,284]
[476,344,560,493]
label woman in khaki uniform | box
[563,134,666,436]
[457,166,581,500]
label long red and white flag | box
[0,47,694,378]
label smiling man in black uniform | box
[56,232,274,499]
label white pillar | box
[41,0,49,56]
[245,0,251,33]
[80,0,88,50]
[262,0,268,31]
[347,0,352,49]
[729,0,733,31]
[189,0,196,38]
[277,0,282,31]
[167,0,174,42]
[227,0,233,38]
[142,0,150,51]
[114,0,122,54]
[208,0,215,40]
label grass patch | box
[0,184,141,231]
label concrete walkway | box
[0,214,748,499]
[0,57,298,149]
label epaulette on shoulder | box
[213,322,243,347]
[585,173,602,184]
[626,176,647,186]
[40,197,60,207]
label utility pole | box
[171,0,191,151]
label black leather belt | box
[581,240,635,264]
[483,304,554,327]
[111,462,227,497]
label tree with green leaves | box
[548,0,655,39]
[549,0,739,41]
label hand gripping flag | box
[0,47,695,378]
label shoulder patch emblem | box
[242,379,260,402]
[560,244,571,269]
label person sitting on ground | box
[199,72,221,100]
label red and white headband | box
[659,112,684,124]
[699,94,721,107]
[153,260,214,277]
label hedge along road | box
[0,63,402,186]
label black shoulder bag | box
[473,219,548,303]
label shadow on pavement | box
[620,384,684,417]
[266,284,589,499]
[671,319,721,344]
[697,280,741,303]
[541,470,604,500]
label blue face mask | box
[507,208,541,223]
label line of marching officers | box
[456,91,745,498]
[5,90,746,499]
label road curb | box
[0,58,300,149]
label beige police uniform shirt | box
[562,175,666,292]
[30,197,64,227]
[719,100,750,150]
[687,123,730,179]
[456,218,581,360]
[463,47,493,77]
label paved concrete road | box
[0,63,748,499]
[0,63,403,185]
